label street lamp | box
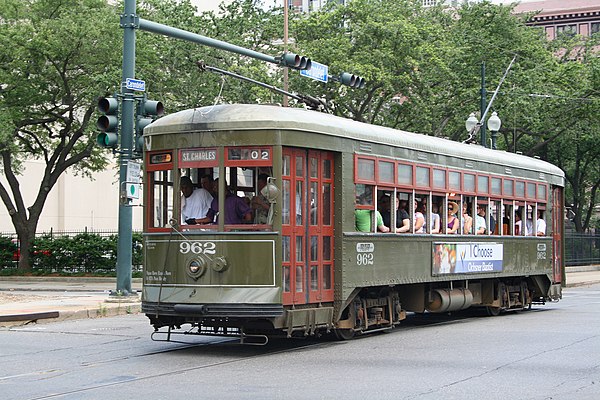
[465,111,501,149]
[465,112,478,134]
[487,111,501,150]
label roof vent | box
[359,142,372,152]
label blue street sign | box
[126,78,146,91]
[300,61,328,83]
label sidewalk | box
[0,277,142,328]
[1,269,599,328]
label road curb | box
[0,302,141,328]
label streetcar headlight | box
[187,259,207,279]
[189,262,201,274]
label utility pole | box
[283,0,289,107]
[113,0,137,296]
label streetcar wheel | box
[334,329,355,341]
[486,306,502,316]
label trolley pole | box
[113,0,137,297]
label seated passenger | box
[197,180,252,224]
[414,200,425,233]
[380,195,410,233]
[446,202,460,234]
[355,195,390,233]
[475,205,487,234]
[462,203,473,234]
[536,210,546,236]
[180,176,213,225]
[430,203,441,234]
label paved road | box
[1,283,599,400]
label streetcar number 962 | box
[180,241,216,255]
[357,253,373,265]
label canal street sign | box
[300,61,328,83]
[126,78,146,92]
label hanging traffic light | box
[339,72,366,89]
[96,97,119,148]
[135,97,164,153]
[279,52,312,70]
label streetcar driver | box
[180,176,213,225]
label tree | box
[0,0,122,271]
[0,0,283,271]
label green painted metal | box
[113,0,137,296]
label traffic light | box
[339,72,366,89]
[135,97,164,153]
[279,52,312,70]
[96,97,119,148]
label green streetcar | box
[141,104,564,343]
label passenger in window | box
[180,176,213,225]
[446,202,460,234]
[461,203,473,234]
[380,195,410,233]
[197,180,252,224]
[515,212,525,235]
[430,203,441,234]
[200,174,217,198]
[475,205,487,234]
[355,194,390,233]
[536,210,546,236]
[414,200,425,233]
[252,173,271,224]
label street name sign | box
[300,61,328,83]
[126,78,146,92]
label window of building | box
[556,24,577,37]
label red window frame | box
[414,164,432,190]
[377,158,396,185]
[448,170,462,192]
[355,155,377,184]
[396,161,414,189]
[145,151,174,233]
[462,172,477,195]
[432,168,447,191]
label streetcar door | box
[282,148,335,305]
[552,187,563,284]
[307,151,334,303]
[282,149,307,305]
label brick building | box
[513,0,600,40]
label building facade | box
[0,160,143,234]
[513,0,600,40]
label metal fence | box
[3,230,599,272]
[564,232,600,266]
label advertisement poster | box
[432,242,504,275]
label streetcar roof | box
[146,104,564,183]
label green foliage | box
[0,236,17,268]
[9,233,143,275]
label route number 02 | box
[250,150,269,160]
[357,253,373,265]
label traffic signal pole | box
[112,1,355,297]
[113,0,137,296]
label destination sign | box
[179,148,218,167]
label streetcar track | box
[25,339,328,400]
